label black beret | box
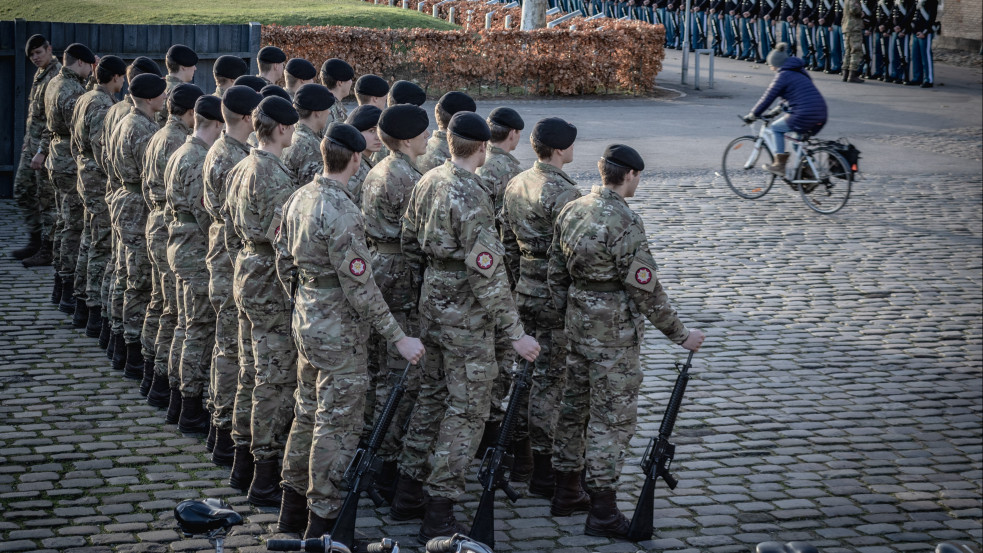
[488,107,524,131]
[285,58,317,80]
[389,80,426,106]
[222,85,263,115]
[171,83,204,110]
[97,55,127,77]
[65,43,96,64]
[257,96,299,126]
[129,73,167,99]
[234,75,267,92]
[438,91,476,115]
[214,55,248,80]
[379,104,429,141]
[131,56,163,77]
[293,83,335,112]
[532,117,577,150]
[602,144,644,172]
[166,44,198,67]
[346,105,382,132]
[448,111,490,142]
[25,34,47,56]
[321,58,354,82]
[195,95,224,122]
[355,74,390,97]
[324,122,366,153]
[261,84,291,101]
[257,46,287,64]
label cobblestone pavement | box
[1,163,981,553]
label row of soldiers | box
[620,0,936,86]
[11,36,704,544]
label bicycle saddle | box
[174,498,244,536]
[756,541,819,553]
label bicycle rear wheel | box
[721,136,776,199]
[797,147,852,214]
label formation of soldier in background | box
[10,35,706,546]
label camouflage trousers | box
[13,148,55,237]
[105,188,126,328]
[552,341,642,491]
[282,343,367,519]
[208,244,239,431]
[366,311,421,462]
[399,319,496,499]
[49,171,84,281]
[516,294,569,455]
[174,274,214,397]
[76,167,110,308]
[146,208,179,382]
[115,188,151,349]
[844,29,865,71]
[233,251,296,460]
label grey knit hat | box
[767,43,790,68]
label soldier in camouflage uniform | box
[224,96,299,507]
[274,122,426,537]
[42,43,96,316]
[164,95,225,439]
[320,58,354,124]
[417,92,476,174]
[158,45,197,126]
[473,107,527,476]
[394,112,541,540]
[283,58,317,99]
[500,117,582,499]
[69,55,126,341]
[13,35,60,267]
[353,75,391,164]
[257,46,286,86]
[344,105,382,209]
[212,55,248,98]
[106,73,167,389]
[547,144,704,538]
[359,104,430,500]
[281,84,335,185]
[200,86,263,471]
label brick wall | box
[937,0,982,51]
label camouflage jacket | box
[70,85,117,184]
[275,175,407,352]
[156,74,184,126]
[204,133,251,268]
[281,122,323,187]
[347,153,375,206]
[361,150,423,312]
[501,161,582,299]
[328,101,348,126]
[401,160,524,339]
[417,130,449,173]
[43,66,88,174]
[165,136,212,273]
[225,148,297,253]
[102,95,134,196]
[476,145,522,221]
[25,59,61,153]
[547,185,689,348]
[213,85,227,98]
[369,144,390,165]
[143,116,192,209]
[107,106,159,190]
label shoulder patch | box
[465,229,503,278]
[625,258,658,293]
[265,214,282,243]
[342,244,372,284]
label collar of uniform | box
[95,83,118,102]
[489,146,519,165]
[165,74,184,87]
[315,174,354,202]
[129,104,157,124]
[252,147,290,173]
[592,184,629,206]
[295,122,316,140]
[61,64,87,85]
[445,159,479,180]
[37,59,61,82]
[392,150,423,175]
[167,114,191,135]
[188,135,209,149]
[534,160,576,185]
[362,152,376,168]
[221,131,251,155]
[432,129,447,142]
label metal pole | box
[681,0,692,84]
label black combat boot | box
[247,459,283,507]
[211,428,235,467]
[418,497,467,543]
[23,241,53,268]
[50,273,63,305]
[147,371,170,407]
[509,437,533,483]
[389,473,429,521]
[228,445,255,492]
[178,395,210,436]
[139,357,155,397]
[528,453,555,498]
[85,306,103,338]
[111,332,126,371]
[550,470,592,516]
[123,342,144,380]
[584,488,631,538]
[98,318,111,350]
[165,386,182,424]
[58,278,76,314]
[205,425,217,452]
[72,300,89,329]
[278,486,310,535]
[303,511,336,540]
[12,232,42,260]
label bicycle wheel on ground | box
[721,136,776,199]
[797,147,852,214]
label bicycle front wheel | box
[721,136,776,200]
[797,147,852,214]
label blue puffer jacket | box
[752,57,828,133]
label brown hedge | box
[262,19,665,96]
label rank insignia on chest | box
[626,259,658,292]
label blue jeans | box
[770,116,793,154]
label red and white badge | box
[635,267,652,285]
[349,257,367,277]
[476,251,494,271]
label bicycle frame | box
[752,119,821,184]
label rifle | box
[710,16,724,55]
[695,13,708,48]
[468,359,532,549]
[626,351,695,541]
[861,34,871,76]
[893,32,908,80]
[331,362,413,548]
[802,26,817,66]
[767,20,778,46]
[746,18,761,58]
[818,25,831,69]
[730,15,743,56]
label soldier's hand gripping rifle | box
[627,351,695,541]
[331,362,413,548]
[468,359,532,549]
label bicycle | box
[719,109,853,214]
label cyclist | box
[744,42,828,176]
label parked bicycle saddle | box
[174,498,244,536]
[756,542,819,553]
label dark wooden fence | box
[0,19,262,198]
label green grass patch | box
[0,0,458,29]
